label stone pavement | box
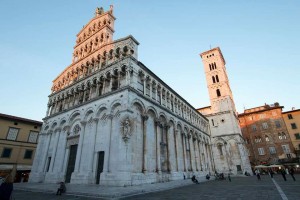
[14,177,194,199]
[14,174,300,200]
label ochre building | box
[0,113,42,182]
[29,6,214,186]
[282,108,300,159]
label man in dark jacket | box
[289,167,296,181]
[0,175,13,200]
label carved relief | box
[120,117,132,143]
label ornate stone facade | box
[29,6,213,186]
[198,47,252,175]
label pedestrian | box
[255,169,261,180]
[228,173,231,182]
[191,175,199,184]
[206,174,210,180]
[289,167,296,181]
[269,169,274,178]
[0,174,13,200]
[56,181,66,195]
[280,168,287,181]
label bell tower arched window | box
[216,89,221,97]
[216,75,219,82]
[212,76,216,83]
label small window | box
[288,114,293,119]
[262,122,268,129]
[282,145,290,154]
[28,131,39,143]
[269,147,276,154]
[217,144,223,156]
[291,123,297,129]
[1,148,12,158]
[7,127,19,141]
[216,75,219,82]
[212,76,216,83]
[258,148,265,155]
[275,120,281,128]
[216,89,221,97]
[294,133,300,140]
[252,124,257,131]
[24,150,33,159]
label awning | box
[0,164,31,171]
[254,165,269,168]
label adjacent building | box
[197,47,251,175]
[282,108,300,159]
[0,113,42,182]
[238,103,296,166]
[29,6,214,186]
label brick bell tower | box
[198,47,252,175]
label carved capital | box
[142,115,148,121]
[54,128,61,133]
[80,121,87,126]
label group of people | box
[255,167,296,181]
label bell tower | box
[200,47,236,114]
[198,47,252,175]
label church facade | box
[29,7,214,186]
[198,47,252,175]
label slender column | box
[165,124,171,172]
[88,118,99,172]
[206,143,212,172]
[89,87,93,99]
[182,133,187,172]
[107,114,113,172]
[74,121,87,172]
[73,93,77,106]
[102,80,106,94]
[109,77,113,93]
[174,130,179,171]
[49,128,61,172]
[202,142,207,171]
[32,133,45,172]
[82,88,87,103]
[95,81,100,96]
[46,104,50,117]
[197,140,203,171]
[188,135,193,171]
[142,115,148,173]
[143,79,146,95]
[117,71,121,88]
[159,89,163,105]
[41,132,52,172]
[59,126,69,172]
[193,138,198,171]
[155,120,161,173]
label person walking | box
[269,169,274,178]
[0,174,13,200]
[255,169,261,180]
[289,167,296,181]
[280,168,287,181]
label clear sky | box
[0,0,299,121]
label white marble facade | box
[29,7,214,186]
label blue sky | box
[0,0,299,121]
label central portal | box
[65,144,78,183]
